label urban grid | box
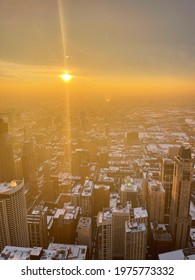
[0,100,195,260]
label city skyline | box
[0,103,195,260]
[0,0,195,261]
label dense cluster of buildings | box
[0,104,195,260]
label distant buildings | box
[0,104,195,260]
[0,119,15,182]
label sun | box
[60,73,73,82]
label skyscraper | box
[93,184,110,216]
[97,209,112,260]
[0,118,15,183]
[169,144,193,249]
[27,205,48,248]
[161,158,174,223]
[124,221,147,260]
[77,217,92,256]
[53,205,79,244]
[112,203,131,259]
[0,180,29,251]
[148,181,165,223]
[120,177,139,207]
[22,140,37,194]
[81,180,94,217]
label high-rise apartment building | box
[94,184,110,216]
[27,205,48,248]
[112,203,131,259]
[72,183,82,207]
[71,149,89,176]
[97,209,112,260]
[148,181,165,223]
[120,177,140,207]
[53,206,79,244]
[169,144,193,249]
[0,180,29,251]
[81,180,94,217]
[77,217,92,256]
[149,221,172,259]
[124,221,147,260]
[129,207,148,225]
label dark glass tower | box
[169,144,193,249]
[0,118,15,182]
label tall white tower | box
[0,180,29,251]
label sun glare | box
[60,73,73,82]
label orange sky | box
[0,62,194,97]
[0,1,195,99]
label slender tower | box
[169,144,193,249]
[0,118,15,182]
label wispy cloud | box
[0,60,63,82]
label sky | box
[0,0,195,97]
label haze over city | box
[0,0,195,261]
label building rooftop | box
[150,222,172,242]
[190,228,195,242]
[53,208,65,219]
[159,247,195,260]
[72,184,82,194]
[46,243,87,260]
[30,205,47,215]
[112,202,132,214]
[125,221,146,233]
[0,243,87,260]
[97,209,112,225]
[178,143,192,159]
[148,181,165,192]
[131,207,148,219]
[77,217,91,228]
[0,246,32,260]
[82,180,94,196]
[121,177,142,192]
[94,184,110,191]
[54,206,79,220]
[0,180,23,194]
